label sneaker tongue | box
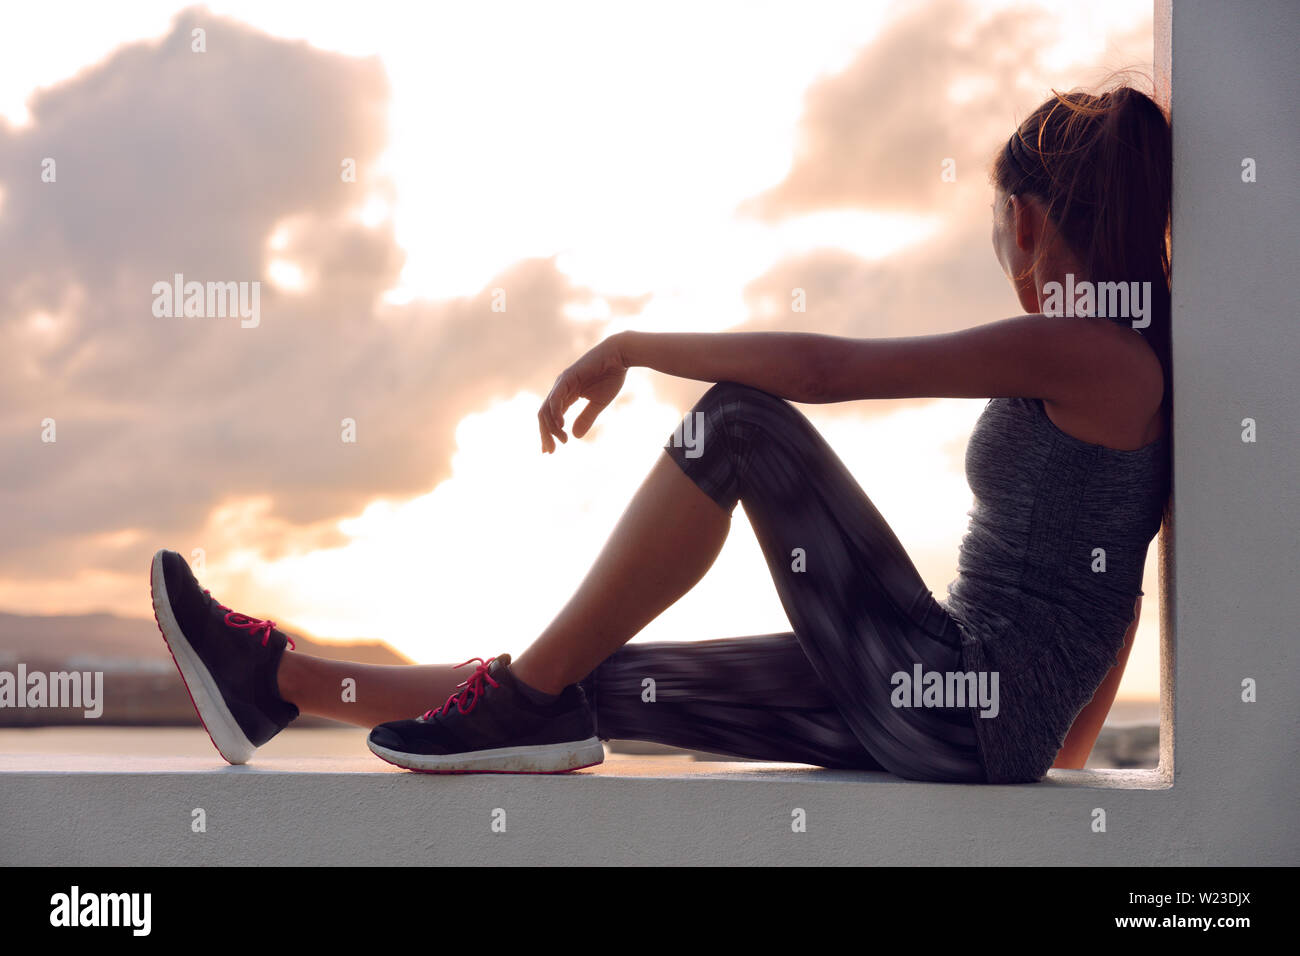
[487,655,516,690]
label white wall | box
[1162,0,1300,838]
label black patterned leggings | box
[577,382,988,783]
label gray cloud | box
[0,0,1152,594]
[0,9,607,580]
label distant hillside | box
[0,610,412,667]
[0,609,413,726]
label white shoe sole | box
[150,549,256,765]
[367,735,606,774]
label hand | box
[538,335,629,453]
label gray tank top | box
[941,396,1170,783]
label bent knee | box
[695,381,796,419]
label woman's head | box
[990,80,1173,408]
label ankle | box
[507,656,566,696]
[274,650,303,706]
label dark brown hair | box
[991,82,1173,427]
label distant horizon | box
[0,604,1161,704]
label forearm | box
[616,330,847,403]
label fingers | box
[545,387,569,444]
[538,412,554,454]
[538,377,571,453]
[538,404,564,453]
[572,399,606,438]
[538,367,614,451]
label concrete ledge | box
[0,753,1196,867]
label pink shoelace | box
[203,588,294,650]
[422,656,499,720]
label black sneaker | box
[367,654,605,774]
[149,548,299,764]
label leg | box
[280,383,982,781]
[578,632,886,770]
[275,654,484,729]
[583,382,984,782]
[275,449,731,728]
[509,449,732,693]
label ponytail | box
[991,81,1173,426]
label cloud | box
[738,0,1062,219]
[0,9,607,581]
[0,0,1154,626]
[736,0,1157,224]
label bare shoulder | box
[1043,317,1166,450]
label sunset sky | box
[0,1,1162,698]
